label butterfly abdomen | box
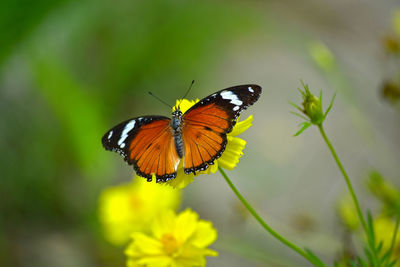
[174,132,184,158]
[171,109,184,158]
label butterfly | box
[102,85,262,182]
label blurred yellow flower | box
[374,216,400,264]
[337,194,359,230]
[99,177,181,245]
[125,208,218,267]
[167,99,253,189]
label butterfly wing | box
[181,84,261,174]
[102,116,180,182]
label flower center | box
[161,233,179,255]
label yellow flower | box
[99,177,181,245]
[125,208,218,267]
[166,99,253,189]
[337,194,359,230]
[374,216,400,264]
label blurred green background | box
[1,0,399,266]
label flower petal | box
[152,210,177,239]
[190,221,218,248]
[229,115,253,136]
[173,99,199,114]
[135,256,174,267]
[217,136,246,170]
[176,245,218,267]
[206,163,219,174]
[167,161,195,189]
[173,209,199,243]
[126,232,164,256]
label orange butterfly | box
[102,85,262,182]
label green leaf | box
[358,256,368,267]
[324,93,336,119]
[364,247,374,263]
[297,85,307,98]
[289,101,303,112]
[387,259,397,267]
[290,111,309,121]
[379,249,391,265]
[376,240,383,253]
[294,122,311,136]
[366,211,376,248]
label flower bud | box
[292,82,335,135]
[301,86,324,125]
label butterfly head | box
[171,109,183,131]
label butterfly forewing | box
[182,84,261,174]
[102,116,180,181]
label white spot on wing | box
[118,120,136,147]
[233,106,240,111]
[220,91,243,106]
[248,87,254,93]
[108,131,113,139]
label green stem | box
[317,125,368,234]
[218,167,323,266]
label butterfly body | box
[102,85,262,183]
[171,109,184,158]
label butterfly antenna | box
[182,80,195,99]
[148,92,173,109]
[178,80,195,109]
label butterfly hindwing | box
[182,84,261,174]
[102,116,180,182]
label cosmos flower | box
[99,177,181,245]
[125,208,218,267]
[166,99,253,189]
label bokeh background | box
[1,0,400,266]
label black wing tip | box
[248,84,262,89]
[101,133,112,150]
[102,136,119,155]
[224,84,261,91]
[246,84,262,95]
